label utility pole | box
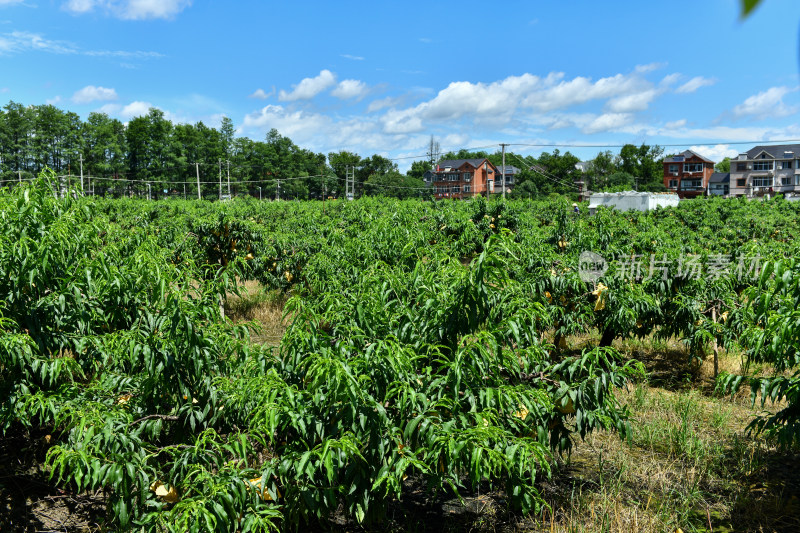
[346,165,355,200]
[18,170,21,184]
[500,143,508,200]
[183,183,186,200]
[276,179,280,201]
[147,182,151,201]
[218,159,222,200]
[79,154,84,193]
[226,160,231,198]
[195,162,201,200]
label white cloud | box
[278,69,336,101]
[46,95,62,105]
[63,0,192,20]
[243,67,798,164]
[84,49,163,58]
[659,73,681,87]
[367,96,400,113]
[367,69,661,137]
[63,0,94,13]
[0,0,25,6]
[665,119,687,129]
[524,72,652,112]
[0,29,160,59]
[380,108,424,134]
[688,144,739,163]
[676,76,716,94]
[341,54,364,61]
[657,124,800,143]
[0,31,75,55]
[243,104,333,142]
[97,103,121,114]
[120,100,153,119]
[407,74,542,124]
[581,113,634,134]
[72,85,117,104]
[606,89,659,113]
[732,86,798,119]
[635,62,666,74]
[249,88,274,99]
[331,79,367,100]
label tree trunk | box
[711,308,719,379]
[599,327,615,348]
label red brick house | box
[424,158,499,199]
[662,150,715,198]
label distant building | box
[729,144,800,197]
[662,150,715,198]
[708,172,730,196]
[495,165,520,195]
[424,159,499,199]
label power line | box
[506,151,579,191]
[386,144,500,162]
[507,139,800,149]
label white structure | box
[588,191,680,215]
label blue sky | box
[2,0,800,168]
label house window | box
[753,161,773,171]
[668,179,678,188]
[782,176,792,186]
[796,176,800,186]
[684,179,702,189]
[448,173,457,181]
[462,172,470,180]
[782,160,793,169]
[452,185,460,193]
[753,176,773,187]
[668,164,679,173]
[737,178,746,187]
[736,162,746,171]
[464,185,471,193]
[685,163,703,172]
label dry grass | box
[513,332,800,533]
[224,280,289,347]
[510,377,800,532]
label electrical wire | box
[506,151,579,191]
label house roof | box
[663,149,715,164]
[498,165,521,175]
[744,144,800,159]
[437,158,495,170]
[709,172,730,184]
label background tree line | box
[0,102,333,199]
[0,100,672,200]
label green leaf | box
[740,0,763,17]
